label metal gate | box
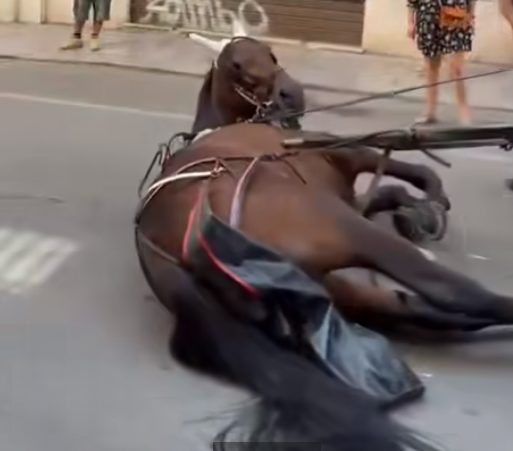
[130,0,365,47]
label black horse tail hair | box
[168,270,444,451]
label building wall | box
[0,0,18,22]
[2,0,512,66]
[362,0,513,65]
[129,0,366,47]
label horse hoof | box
[392,201,448,243]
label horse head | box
[186,20,305,130]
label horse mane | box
[202,65,214,93]
[191,66,219,134]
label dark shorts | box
[73,0,112,22]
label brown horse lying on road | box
[135,120,511,451]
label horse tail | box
[168,269,442,451]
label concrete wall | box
[2,0,512,65]
[20,0,44,22]
[0,0,18,22]
[363,0,513,65]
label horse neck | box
[191,68,223,133]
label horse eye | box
[233,61,242,71]
[279,89,290,100]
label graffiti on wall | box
[139,0,269,35]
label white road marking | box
[0,231,40,274]
[467,253,489,261]
[0,92,194,121]
[0,227,78,295]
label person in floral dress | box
[407,0,477,124]
[498,0,513,191]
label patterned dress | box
[407,0,475,58]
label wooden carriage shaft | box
[282,124,513,153]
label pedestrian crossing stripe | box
[0,228,78,295]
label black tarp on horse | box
[178,182,424,407]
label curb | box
[0,54,206,79]
[2,54,513,114]
[0,53,367,95]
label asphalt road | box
[1,60,513,451]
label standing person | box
[498,0,513,191]
[499,0,513,34]
[407,0,477,125]
[60,0,112,51]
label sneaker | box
[90,37,101,52]
[60,37,83,50]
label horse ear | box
[231,17,248,37]
[188,32,226,53]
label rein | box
[257,66,513,125]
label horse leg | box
[360,184,449,243]
[329,204,513,324]
[360,185,420,218]
[323,273,496,332]
[351,146,450,209]
[327,146,450,242]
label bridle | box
[212,36,284,123]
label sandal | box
[414,115,438,125]
[458,115,472,126]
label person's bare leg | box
[73,21,86,37]
[499,0,513,33]
[499,0,513,190]
[417,56,441,123]
[449,52,471,124]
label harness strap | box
[135,226,179,265]
[140,169,224,218]
[359,148,392,215]
[229,156,262,228]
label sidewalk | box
[1,23,513,111]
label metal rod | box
[282,124,513,153]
